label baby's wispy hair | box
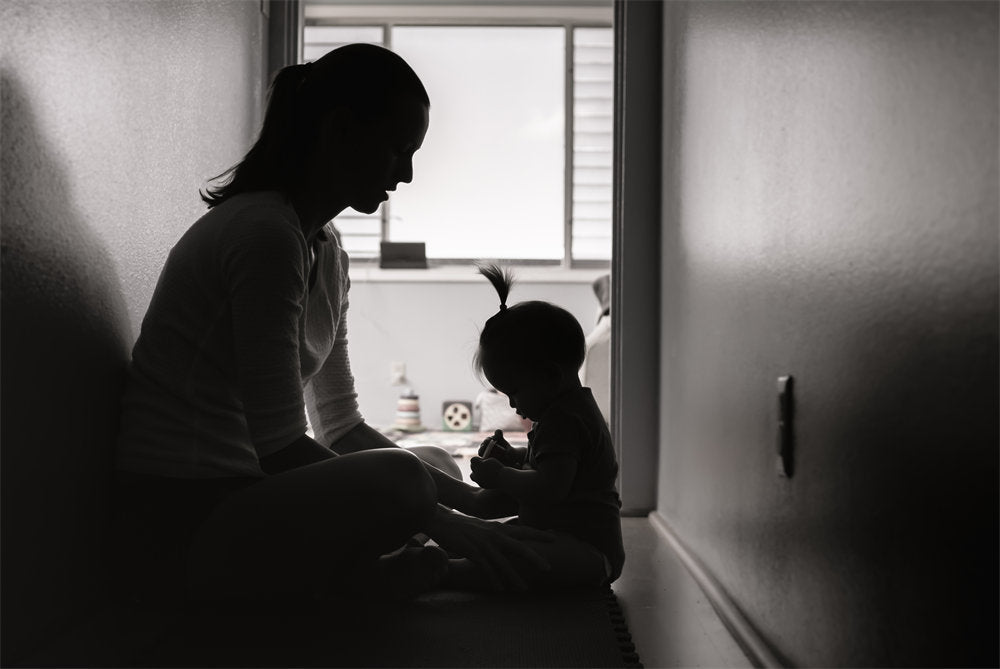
[476,263,515,311]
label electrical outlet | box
[390,362,406,385]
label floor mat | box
[142,587,642,668]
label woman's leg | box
[332,422,463,480]
[405,445,463,481]
[186,448,440,602]
[444,532,608,591]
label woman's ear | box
[319,105,356,150]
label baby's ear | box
[542,362,564,384]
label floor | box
[22,453,752,668]
[614,517,751,668]
[454,455,751,668]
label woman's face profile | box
[333,96,430,215]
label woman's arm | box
[329,420,398,454]
[303,305,363,448]
[467,488,519,519]
[259,433,337,475]
[225,215,315,458]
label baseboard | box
[648,511,785,669]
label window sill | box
[348,264,609,284]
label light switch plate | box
[777,375,794,478]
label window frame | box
[301,3,613,270]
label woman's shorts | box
[111,471,259,605]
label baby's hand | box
[479,430,518,467]
[470,456,505,489]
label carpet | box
[386,429,530,458]
[139,587,642,668]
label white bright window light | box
[390,26,565,261]
[301,19,613,265]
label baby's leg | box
[444,531,607,591]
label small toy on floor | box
[393,389,424,432]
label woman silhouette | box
[113,44,549,604]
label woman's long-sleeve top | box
[116,191,362,478]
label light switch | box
[777,375,794,478]
[390,362,407,385]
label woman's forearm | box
[470,488,519,519]
[259,433,336,475]
[329,421,398,454]
[429,466,479,512]
[433,469,517,518]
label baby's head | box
[474,264,585,421]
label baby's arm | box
[470,454,576,505]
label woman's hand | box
[424,508,553,591]
[259,433,337,475]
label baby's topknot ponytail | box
[477,263,515,312]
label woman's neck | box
[289,189,347,243]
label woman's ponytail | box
[201,62,314,207]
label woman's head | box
[474,264,586,419]
[202,44,429,211]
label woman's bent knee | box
[375,448,437,518]
[405,445,463,480]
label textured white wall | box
[657,2,997,666]
[2,0,265,336]
[0,1,264,662]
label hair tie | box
[499,303,508,312]
[297,62,313,91]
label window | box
[302,3,613,267]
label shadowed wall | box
[0,1,264,662]
[656,2,998,666]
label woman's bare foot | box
[372,545,449,599]
[326,545,448,603]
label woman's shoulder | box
[213,191,299,227]
[205,192,304,244]
[181,192,309,272]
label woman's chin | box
[351,195,386,215]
